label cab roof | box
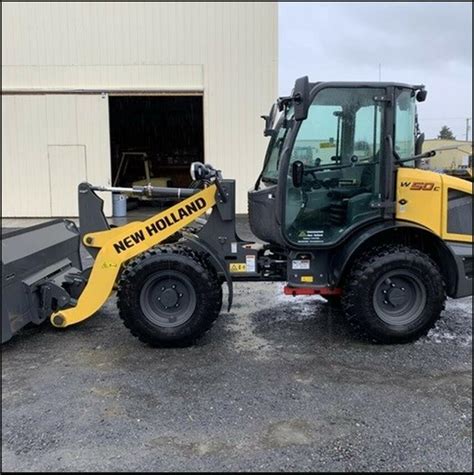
[308,81,425,91]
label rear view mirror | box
[292,161,304,188]
[416,89,427,102]
[293,76,310,121]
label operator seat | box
[326,161,375,226]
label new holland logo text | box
[113,197,207,254]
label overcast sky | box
[279,2,472,140]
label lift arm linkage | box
[50,184,218,328]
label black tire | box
[117,244,222,347]
[341,244,446,344]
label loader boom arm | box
[50,184,218,328]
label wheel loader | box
[2,77,473,346]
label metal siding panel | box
[2,95,51,217]
[2,97,17,215]
[2,64,204,90]
[46,96,78,145]
[2,2,278,215]
[1,3,13,65]
[19,95,50,216]
[2,94,112,217]
[48,145,87,216]
[76,94,112,216]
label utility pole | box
[466,118,471,141]
[378,63,382,81]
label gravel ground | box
[2,279,472,472]
[2,218,472,471]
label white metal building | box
[2,2,278,216]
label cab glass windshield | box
[261,109,293,183]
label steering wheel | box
[303,173,337,190]
[303,164,338,190]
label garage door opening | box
[109,95,204,210]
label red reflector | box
[283,286,342,296]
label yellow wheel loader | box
[2,78,472,346]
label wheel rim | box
[139,270,197,328]
[373,269,427,326]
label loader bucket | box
[1,220,82,343]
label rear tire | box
[341,244,446,343]
[117,245,222,347]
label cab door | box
[283,86,387,246]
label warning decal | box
[230,263,247,273]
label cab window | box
[285,87,385,245]
[395,89,416,165]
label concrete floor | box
[1,217,472,472]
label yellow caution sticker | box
[230,263,247,273]
[301,275,314,283]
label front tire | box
[341,245,446,343]
[117,245,222,347]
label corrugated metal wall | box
[2,2,278,216]
[2,94,111,216]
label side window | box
[261,124,287,183]
[291,104,343,167]
[447,189,473,236]
[395,89,416,165]
[354,105,382,161]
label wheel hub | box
[386,287,407,307]
[373,271,427,326]
[159,288,179,308]
[140,271,197,327]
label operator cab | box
[249,78,426,248]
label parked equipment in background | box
[2,78,472,346]
[113,151,172,191]
[421,143,473,182]
[442,166,473,182]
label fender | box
[330,220,462,296]
[180,232,233,311]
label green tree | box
[438,125,456,140]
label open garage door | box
[109,95,204,210]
